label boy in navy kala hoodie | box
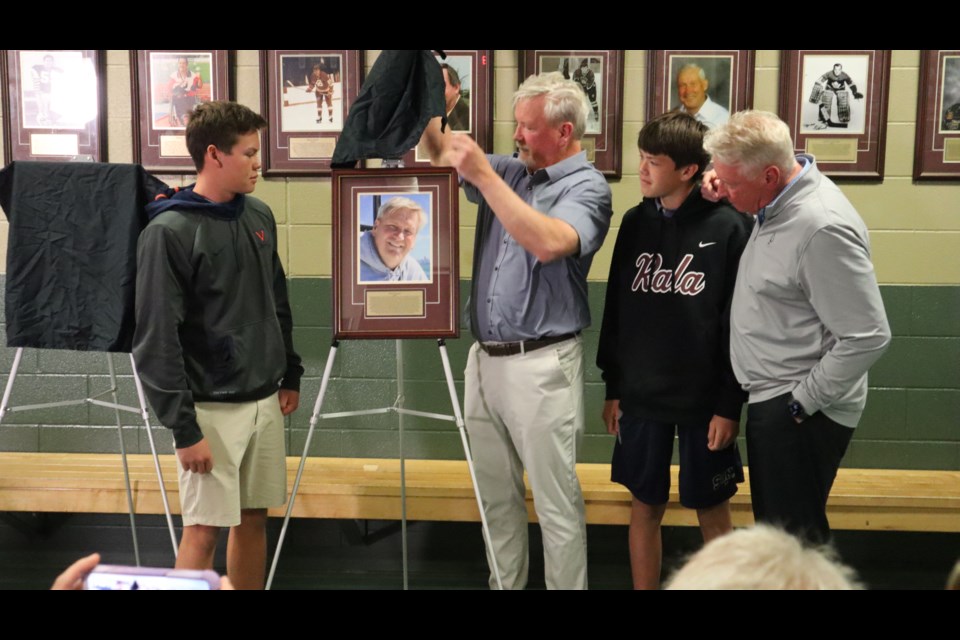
[597,111,752,589]
[133,102,302,589]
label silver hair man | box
[513,71,591,140]
[703,110,796,177]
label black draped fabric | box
[0,162,168,352]
[331,50,446,168]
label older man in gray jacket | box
[703,110,891,543]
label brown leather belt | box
[478,333,577,358]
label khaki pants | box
[178,396,287,528]
[464,337,588,590]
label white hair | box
[513,71,590,140]
[376,196,426,232]
[665,525,862,590]
[677,63,707,82]
[703,110,796,177]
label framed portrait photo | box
[646,50,754,130]
[332,168,459,340]
[131,50,232,174]
[407,50,493,166]
[260,50,363,176]
[520,50,624,177]
[780,50,890,180]
[914,50,960,180]
[2,49,105,163]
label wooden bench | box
[0,452,957,532]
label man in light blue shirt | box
[421,72,612,589]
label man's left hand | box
[279,389,300,416]
[707,415,739,451]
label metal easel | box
[0,348,179,563]
[266,338,503,590]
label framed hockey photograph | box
[519,50,624,178]
[332,168,459,340]
[646,50,754,131]
[131,50,233,173]
[779,50,890,180]
[407,50,493,166]
[914,50,960,180]
[260,50,363,176]
[2,49,105,163]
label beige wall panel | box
[752,67,780,113]
[288,180,330,225]
[891,50,920,67]
[254,179,286,222]
[288,225,331,277]
[871,231,960,284]
[887,67,919,124]
[756,50,780,68]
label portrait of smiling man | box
[675,62,730,129]
[358,195,429,283]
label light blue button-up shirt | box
[463,152,612,342]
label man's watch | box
[787,394,809,422]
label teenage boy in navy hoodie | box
[597,111,752,589]
[133,101,302,589]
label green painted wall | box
[0,279,955,471]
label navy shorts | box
[611,413,743,509]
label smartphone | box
[84,564,221,590]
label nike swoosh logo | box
[699,241,716,248]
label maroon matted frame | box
[519,50,624,178]
[260,50,363,176]
[779,50,890,180]
[332,168,459,340]
[646,50,754,124]
[914,50,960,180]
[2,49,105,163]
[131,49,233,174]
[404,50,494,167]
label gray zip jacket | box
[730,156,891,428]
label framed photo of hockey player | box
[779,50,890,180]
[332,168,459,340]
[131,50,233,174]
[2,50,105,163]
[520,50,624,178]
[646,50,754,132]
[261,50,363,176]
[914,51,960,180]
[408,50,494,167]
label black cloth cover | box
[0,162,168,352]
[331,50,446,168]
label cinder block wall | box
[0,50,955,469]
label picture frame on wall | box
[914,50,960,180]
[779,50,890,180]
[332,168,459,340]
[646,50,754,130]
[260,50,363,176]
[131,50,232,174]
[2,49,105,163]
[406,50,493,166]
[520,50,624,178]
